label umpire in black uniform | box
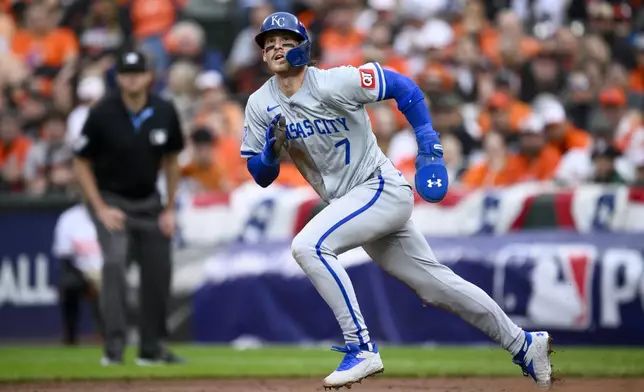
[73,50,185,365]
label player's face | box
[262,32,300,73]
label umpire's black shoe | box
[136,351,187,366]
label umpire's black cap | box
[116,50,148,73]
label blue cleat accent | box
[512,331,553,389]
[512,332,536,379]
[324,342,384,389]
[331,343,378,371]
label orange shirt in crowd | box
[319,27,365,68]
[462,145,561,189]
[11,27,78,95]
[213,135,249,188]
[461,159,522,189]
[129,0,185,39]
[181,161,226,192]
[419,62,455,91]
[478,94,532,135]
[452,22,540,66]
[193,101,245,141]
[629,66,644,94]
[549,123,591,154]
[514,145,562,183]
[11,27,78,69]
[0,136,32,168]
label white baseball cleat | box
[323,342,384,390]
[512,331,554,388]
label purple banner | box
[0,210,94,341]
[194,231,644,345]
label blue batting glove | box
[414,126,449,203]
[261,113,283,166]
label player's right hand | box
[97,205,126,232]
[261,113,285,165]
[414,126,449,203]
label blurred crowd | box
[1,0,644,199]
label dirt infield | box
[2,377,644,392]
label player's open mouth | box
[274,54,285,61]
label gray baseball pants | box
[291,160,525,354]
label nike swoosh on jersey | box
[267,105,280,112]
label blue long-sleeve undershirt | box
[247,153,279,188]
[382,68,438,141]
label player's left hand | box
[414,129,449,203]
[158,208,176,237]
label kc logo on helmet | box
[271,16,285,27]
[359,68,375,89]
[493,243,596,330]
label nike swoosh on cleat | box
[267,105,280,112]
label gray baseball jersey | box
[241,63,526,356]
[241,62,393,202]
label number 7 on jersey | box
[335,138,350,165]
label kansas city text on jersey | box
[284,117,350,140]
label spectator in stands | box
[453,35,483,103]
[461,131,517,189]
[519,42,567,103]
[478,90,532,145]
[162,61,200,130]
[129,0,181,81]
[1,0,643,201]
[11,2,79,98]
[431,93,479,157]
[66,75,106,147]
[180,128,229,193]
[226,0,274,80]
[53,201,104,346]
[318,1,364,69]
[164,20,224,75]
[193,70,247,187]
[0,111,31,192]
[442,132,467,186]
[361,20,409,75]
[629,33,644,95]
[414,19,455,84]
[555,113,636,186]
[513,113,561,184]
[539,99,591,154]
[553,27,582,73]
[354,0,398,36]
[23,111,74,195]
[370,102,399,158]
[563,69,595,130]
[597,86,641,152]
[591,143,626,184]
[78,0,126,61]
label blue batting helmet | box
[255,12,311,67]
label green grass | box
[0,344,643,381]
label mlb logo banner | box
[493,243,597,330]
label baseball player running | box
[241,12,553,390]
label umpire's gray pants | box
[89,192,171,359]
